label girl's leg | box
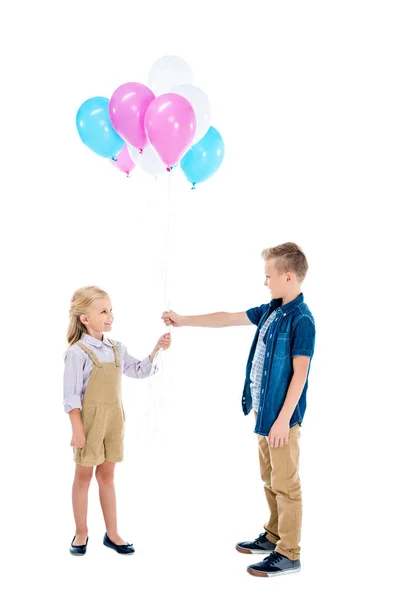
[95,461,127,545]
[72,464,93,544]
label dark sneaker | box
[247,550,301,577]
[69,535,88,556]
[103,533,135,555]
[236,532,277,555]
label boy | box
[162,243,316,577]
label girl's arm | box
[68,408,83,428]
[64,348,85,412]
[120,343,153,379]
[121,334,170,378]
[64,347,86,447]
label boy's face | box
[264,260,294,299]
[80,296,114,335]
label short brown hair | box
[261,242,309,283]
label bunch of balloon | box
[76,56,224,186]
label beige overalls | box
[73,339,125,467]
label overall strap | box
[76,342,103,368]
[107,339,121,368]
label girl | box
[64,285,171,556]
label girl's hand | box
[70,428,86,449]
[155,333,171,352]
[149,333,171,363]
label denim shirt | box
[241,293,316,436]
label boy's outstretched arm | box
[162,310,252,328]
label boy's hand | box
[162,311,184,327]
[155,333,171,352]
[71,428,86,449]
[268,418,290,448]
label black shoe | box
[69,535,88,556]
[247,550,301,577]
[236,532,277,554]
[103,533,135,554]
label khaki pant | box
[255,411,302,560]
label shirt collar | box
[81,333,113,348]
[275,292,304,315]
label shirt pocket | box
[273,333,290,359]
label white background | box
[2,0,399,598]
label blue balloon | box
[180,126,225,188]
[76,97,125,159]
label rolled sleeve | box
[246,303,270,326]
[121,344,153,379]
[291,315,316,358]
[64,395,83,413]
[63,348,84,413]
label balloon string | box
[164,170,172,313]
[144,171,172,438]
[149,170,172,380]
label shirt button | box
[267,352,269,357]
[261,389,264,393]
[283,313,286,316]
[270,334,272,338]
[264,371,267,375]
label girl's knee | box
[96,474,114,486]
[74,465,93,485]
[95,467,114,486]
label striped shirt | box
[250,310,277,412]
[63,333,153,413]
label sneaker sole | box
[247,566,301,577]
[235,545,274,555]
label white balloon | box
[128,145,165,177]
[171,84,211,145]
[148,55,194,96]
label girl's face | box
[80,296,113,337]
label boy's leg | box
[255,411,280,545]
[268,424,302,560]
[257,431,280,544]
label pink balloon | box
[109,82,155,151]
[144,93,196,168]
[109,144,136,176]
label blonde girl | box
[64,286,170,555]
